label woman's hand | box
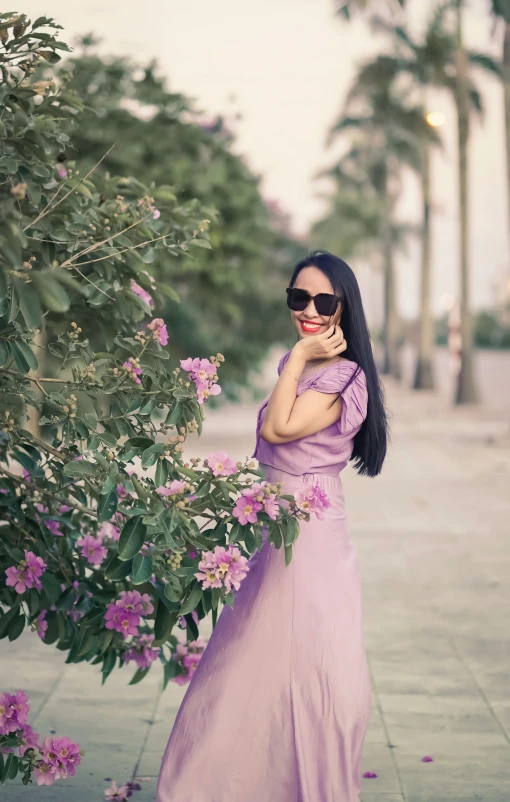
[293,324,347,364]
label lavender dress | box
[156,351,371,802]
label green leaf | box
[284,516,299,547]
[179,580,202,616]
[131,476,148,502]
[104,556,133,581]
[141,443,165,468]
[155,458,168,488]
[284,544,293,566]
[165,402,182,426]
[130,553,153,585]
[7,613,25,641]
[10,340,32,373]
[63,460,97,478]
[14,279,42,329]
[129,667,151,685]
[229,521,244,544]
[11,339,38,371]
[0,339,11,367]
[153,603,176,644]
[31,272,70,313]
[268,521,282,549]
[156,281,180,303]
[189,238,212,249]
[0,607,21,640]
[118,516,146,561]
[97,490,117,522]
[40,572,62,604]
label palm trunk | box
[381,169,400,378]
[413,135,435,389]
[503,23,510,241]
[454,0,478,404]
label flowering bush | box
[0,690,83,786]
[0,16,323,788]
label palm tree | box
[327,59,426,378]
[372,3,500,400]
[489,2,510,242]
[335,0,405,19]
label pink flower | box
[195,545,249,592]
[98,522,121,541]
[130,279,154,308]
[77,534,108,566]
[123,634,161,670]
[232,495,262,526]
[206,450,237,477]
[152,207,161,220]
[19,723,39,756]
[363,771,378,778]
[105,780,130,801]
[39,734,82,779]
[171,638,207,685]
[104,606,140,638]
[34,762,57,786]
[35,503,64,536]
[56,165,67,179]
[0,690,29,735]
[104,591,154,639]
[156,479,187,496]
[35,611,48,640]
[295,481,331,521]
[122,359,142,385]
[263,496,280,520]
[5,551,47,594]
[180,357,221,404]
[147,317,168,346]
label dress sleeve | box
[277,350,292,376]
[299,362,368,435]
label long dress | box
[155,351,372,802]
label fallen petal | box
[363,771,378,778]
[421,755,434,763]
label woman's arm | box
[260,325,347,444]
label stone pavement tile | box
[361,795,404,801]
[396,749,510,796]
[361,742,401,793]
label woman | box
[156,249,389,802]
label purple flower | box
[34,762,57,786]
[122,359,142,385]
[104,591,154,640]
[77,534,108,566]
[123,634,161,670]
[0,690,30,735]
[19,723,39,756]
[35,503,64,536]
[35,611,48,640]
[232,494,262,526]
[105,780,130,800]
[39,734,82,779]
[295,481,331,521]
[156,480,187,496]
[98,522,121,541]
[180,357,221,404]
[130,279,154,308]
[147,317,168,346]
[171,638,207,685]
[195,545,249,592]
[206,449,237,477]
[5,551,47,594]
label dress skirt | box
[155,465,372,802]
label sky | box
[21,0,510,320]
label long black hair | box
[289,249,389,477]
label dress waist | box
[259,463,344,498]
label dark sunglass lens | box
[286,288,310,311]
[314,294,338,316]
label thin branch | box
[59,211,155,269]
[0,465,97,518]
[23,145,115,232]
[68,233,172,269]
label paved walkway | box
[3,373,510,802]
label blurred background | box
[5,2,510,801]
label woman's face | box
[290,266,342,340]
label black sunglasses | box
[286,287,343,317]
